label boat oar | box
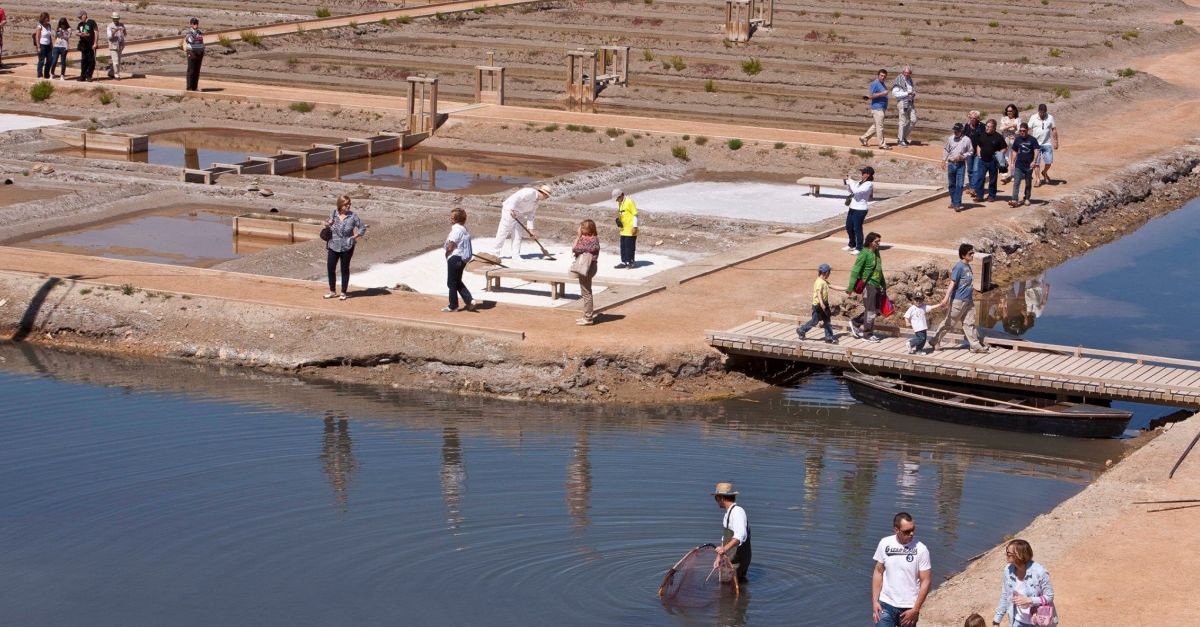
[1169,428,1200,479]
[515,220,556,260]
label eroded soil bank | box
[1,145,1197,403]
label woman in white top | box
[843,166,875,254]
[33,12,53,79]
[998,104,1021,182]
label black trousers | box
[79,46,96,80]
[446,256,472,309]
[326,247,354,293]
[186,51,204,91]
[619,235,637,264]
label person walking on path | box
[443,208,474,313]
[929,243,989,353]
[892,66,916,147]
[847,232,886,342]
[1008,124,1041,208]
[323,195,367,301]
[51,18,70,79]
[570,219,599,325]
[612,188,639,269]
[963,111,986,202]
[843,166,874,253]
[712,482,752,582]
[1028,104,1059,186]
[33,12,53,79]
[183,17,204,92]
[993,539,1058,627]
[76,10,97,81]
[972,120,1008,202]
[904,293,940,354]
[797,263,836,343]
[105,12,126,80]
[871,512,932,627]
[490,184,550,259]
[942,123,973,211]
[998,104,1022,183]
[859,69,892,150]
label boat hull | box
[843,373,1132,438]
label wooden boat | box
[842,372,1132,438]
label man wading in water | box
[713,482,751,582]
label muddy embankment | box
[1,145,1198,402]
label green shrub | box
[217,35,233,48]
[1052,86,1071,99]
[1117,67,1137,77]
[726,138,743,150]
[642,48,654,61]
[473,5,487,13]
[988,20,998,28]
[1122,30,1139,40]
[670,55,686,71]
[239,31,262,46]
[289,101,315,112]
[120,283,136,296]
[832,10,842,19]
[818,147,836,157]
[1040,0,1048,4]
[671,145,689,161]
[741,57,762,76]
[286,56,299,66]
[348,21,358,29]
[900,28,912,36]
[694,136,708,145]
[315,7,331,18]
[543,123,559,132]
[397,15,412,24]
[850,148,874,158]
[682,134,690,140]
[704,79,716,92]
[773,142,786,149]
[29,81,54,102]
[1175,19,1184,26]
[564,124,595,133]
[98,89,114,105]
[135,0,150,9]
[1048,47,1062,57]
[625,137,635,147]
[605,127,624,137]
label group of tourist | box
[322,184,640,327]
[28,9,123,81]
[857,67,1061,210]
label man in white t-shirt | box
[1027,104,1059,186]
[713,482,751,581]
[871,511,931,627]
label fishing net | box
[658,543,739,606]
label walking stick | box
[1169,428,1200,479]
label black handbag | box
[320,226,333,242]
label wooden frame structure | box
[475,66,506,105]
[406,75,439,135]
[724,0,773,43]
[566,46,630,104]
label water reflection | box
[565,426,592,532]
[319,413,358,512]
[978,276,1052,337]
[441,426,466,534]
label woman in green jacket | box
[846,232,886,342]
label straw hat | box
[536,184,552,198]
[712,482,738,496]
[112,12,121,19]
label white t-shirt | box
[722,504,748,544]
[873,535,931,608]
[1028,113,1055,145]
[446,223,472,261]
[904,304,929,332]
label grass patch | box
[97,89,114,105]
[240,31,263,46]
[218,35,233,48]
[120,283,137,296]
[1122,30,1139,40]
[29,81,54,102]
[740,57,762,76]
[988,20,999,28]
[286,56,299,66]
[818,147,837,157]
[397,15,412,24]
[726,138,743,150]
[1052,86,1071,99]
[135,0,150,8]
[625,137,635,147]
[79,288,93,295]
[694,136,708,146]
[671,145,689,161]
[670,55,686,71]
[850,148,874,159]
[564,124,595,133]
[900,28,912,36]
[289,101,315,112]
[473,5,487,13]
[682,134,690,140]
[348,20,359,29]
[642,48,654,61]
[1117,67,1137,78]
[1175,19,1184,26]
[605,127,624,137]
[315,7,331,17]
[542,123,559,132]
[1048,47,1062,57]
[704,79,716,92]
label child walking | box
[904,293,941,354]
[796,263,837,343]
[443,208,474,312]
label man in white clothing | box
[892,66,916,147]
[491,184,550,258]
[713,481,752,581]
[106,12,126,79]
[871,511,931,627]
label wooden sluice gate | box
[708,311,1200,409]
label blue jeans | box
[446,255,472,309]
[965,154,980,197]
[845,208,867,250]
[876,601,918,627]
[37,43,54,78]
[909,330,927,351]
[50,47,68,77]
[974,156,999,199]
[797,305,834,341]
[619,235,637,265]
[946,161,966,207]
[1011,166,1033,202]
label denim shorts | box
[1036,143,1053,165]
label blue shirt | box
[868,79,888,110]
[951,260,973,302]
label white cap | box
[611,188,624,200]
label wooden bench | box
[478,268,647,300]
[796,176,942,197]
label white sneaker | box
[849,321,863,339]
[867,335,883,343]
[849,248,860,255]
[841,245,854,251]
[907,345,917,354]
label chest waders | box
[723,508,752,581]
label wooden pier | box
[707,312,1200,409]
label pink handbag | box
[1031,596,1054,626]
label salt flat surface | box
[0,113,67,133]
[353,237,684,308]
[600,181,849,225]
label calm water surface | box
[2,199,1198,626]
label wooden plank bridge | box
[707,312,1200,409]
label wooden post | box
[566,50,597,103]
[406,75,439,134]
[724,0,752,43]
[475,65,506,105]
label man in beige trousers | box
[929,243,988,353]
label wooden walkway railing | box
[706,312,1200,408]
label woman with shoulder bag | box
[993,539,1058,627]
[570,219,600,326]
[843,166,874,254]
[323,195,367,301]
